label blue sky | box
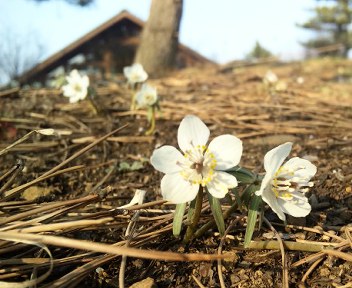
[0,0,315,65]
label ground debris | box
[0,58,352,287]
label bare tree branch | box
[0,28,45,85]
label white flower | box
[296,77,305,84]
[123,63,148,85]
[263,70,278,85]
[136,84,158,108]
[61,69,89,103]
[150,115,242,204]
[256,142,317,221]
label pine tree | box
[300,0,352,57]
[245,41,273,60]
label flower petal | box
[62,85,73,97]
[123,63,148,83]
[277,196,311,218]
[177,115,209,153]
[207,171,238,198]
[123,66,132,78]
[264,142,292,176]
[208,134,242,170]
[161,174,199,203]
[150,145,183,174]
[136,84,157,107]
[69,69,80,80]
[82,75,90,87]
[283,157,317,178]
[257,172,291,221]
[69,95,80,103]
[261,185,286,221]
[255,172,272,196]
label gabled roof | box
[19,10,213,83]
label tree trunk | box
[335,24,349,57]
[134,0,183,76]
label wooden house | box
[18,10,213,85]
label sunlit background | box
[0,0,318,84]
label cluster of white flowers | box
[151,115,317,221]
[123,63,158,108]
[61,63,157,107]
[263,70,287,92]
[59,65,317,223]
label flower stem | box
[88,98,99,115]
[183,186,203,244]
[130,92,136,111]
[193,200,238,240]
[87,88,99,115]
[145,107,156,135]
[130,83,137,111]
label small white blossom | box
[61,69,89,103]
[256,142,317,221]
[136,84,158,108]
[296,77,305,84]
[150,115,242,204]
[263,70,278,85]
[123,63,148,85]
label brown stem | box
[183,187,203,244]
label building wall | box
[20,17,212,86]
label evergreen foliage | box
[300,0,352,57]
[246,41,273,60]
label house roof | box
[19,10,214,83]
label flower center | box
[131,73,141,83]
[178,144,217,186]
[73,83,83,93]
[272,166,314,200]
[144,93,155,105]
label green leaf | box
[187,197,197,222]
[207,192,225,236]
[130,161,144,171]
[224,193,234,205]
[226,166,257,184]
[244,192,262,248]
[155,100,161,111]
[118,161,143,171]
[173,203,187,237]
[240,183,260,207]
[232,187,243,209]
[88,86,96,99]
[118,162,130,171]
